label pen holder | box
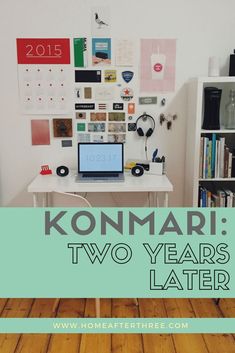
[147,162,163,175]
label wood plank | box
[0,299,8,314]
[164,299,209,353]
[139,298,176,353]
[48,298,85,353]
[14,299,55,353]
[190,299,222,318]
[216,298,235,318]
[190,299,235,353]
[79,298,111,353]
[0,299,33,353]
[112,298,143,353]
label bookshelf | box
[185,77,235,207]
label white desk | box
[28,171,173,207]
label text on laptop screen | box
[78,143,123,173]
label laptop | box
[76,142,124,182]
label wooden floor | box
[0,298,234,353]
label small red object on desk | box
[40,165,52,175]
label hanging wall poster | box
[92,38,111,66]
[116,39,134,66]
[73,38,87,67]
[91,7,110,37]
[16,38,71,114]
[140,38,176,92]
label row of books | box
[199,134,234,179]
[199,185,235,207]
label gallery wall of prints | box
[16,6,176,154]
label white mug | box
[208,56,220,77]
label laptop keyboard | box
[82,173,119,178]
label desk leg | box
[33,193,38,207]
[151,192,159,207]
[164,192,169,207]
[42,193,48,207]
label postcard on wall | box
[73,38,87,67]
[108,122,126,133]
[115,39,134,66]
[95,86,115,101]
[91,7,110,37]
[108,134,126,143]
[92,134,105,143]
[53,118,73,137]
[92,38,111,66]
[88,122,106,132]
[104,70,116,83]
[90,112,107,121]
[108,112,125,121]
[77,133,90,143]
[140,38,176,92]
[31,119,50,145]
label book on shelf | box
[199,134,234,179]
[199,185,235,207]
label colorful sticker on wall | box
[108,134,126,143]
[128,123,137,131]
[84,87,92,99]
[61,140,72,147]
[75,87,82,99]
[122,71,134,83]
[115,39,134,66]
[53,118,73,137]
[128,103,135,114]
[108,123,126,133]
[108,113,125,121]
[140,38,176,92]
[75,103,95,110]
[90,113,107,121]
[104,70,117,82]
[77,123,86,132]
[88,123,106,132]
[31,120,50,145]
[120,87,133,101]
[91,7,110,37]
[113,103,124,110]
[76,112,86,119]
[92,38,111,66]
[73,38,87,67]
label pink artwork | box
[31,120,50,145]
[140,39,176,92]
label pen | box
[152,148,158,162]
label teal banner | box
[0,318,234,333]
[0,208,234,298]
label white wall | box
[0,0,234,207]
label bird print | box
[95,13,108,29]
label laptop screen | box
[78,143,124,173]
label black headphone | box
[136,113,155,138]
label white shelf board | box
[196,77,235,83]
[199,178,235,181]
[201,129,235,134]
